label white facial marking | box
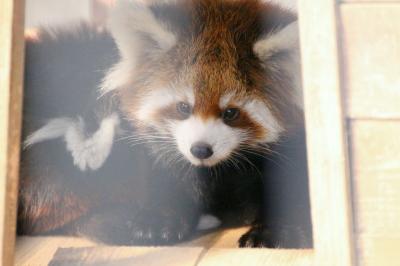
[172,117,246,166]
[243,100,283,142]
[137,88,175,122]
[219,92,284,143]
[219,93,235,109]
[136,87,194,122]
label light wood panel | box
[15,237,96,266]
[341,4,400,119]
[51,246,204,266]
[197,249,313,266]
[16,232,313,266]
[48,246,313,266]
[0,0,25,265]
[298,0,355,265]
[350,120,400,266]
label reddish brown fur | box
[18,168,91,234]
[118,0,299,141]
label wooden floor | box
[15,228,313,265]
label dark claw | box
[238,225,312,248]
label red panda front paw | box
[78,205,197,246]
[238,225,276,248]
[238,224,312,248]
[126,208,196,245]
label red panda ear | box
[108,0,177,59]
[253,21,303,109]
[101,0,177,94]
[253,21,299,61]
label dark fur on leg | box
[238,129,313,248]
[74,203,199,245]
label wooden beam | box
[16,239,314,266]
[0,0,25,265]
[297,0,355,265]
[350,120,400,266]
[341,4,400,119]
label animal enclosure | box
[1,0,399,265]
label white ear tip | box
[253,40,268,59]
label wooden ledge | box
[15,228,313,266]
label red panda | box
[19,0,311,248]
[104,0,303,168]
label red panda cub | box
[19,0,312,248]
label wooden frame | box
[1,0,356,265]
[0,0,25,265]
[298,0,355,265]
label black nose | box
[190,142,213,159]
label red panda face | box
[103,0,303,167]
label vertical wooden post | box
[0,0,25,265]
[297,0,355,265]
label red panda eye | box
[176,102,192,118]
[222,108,240,122]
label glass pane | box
[19,0,311,263]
